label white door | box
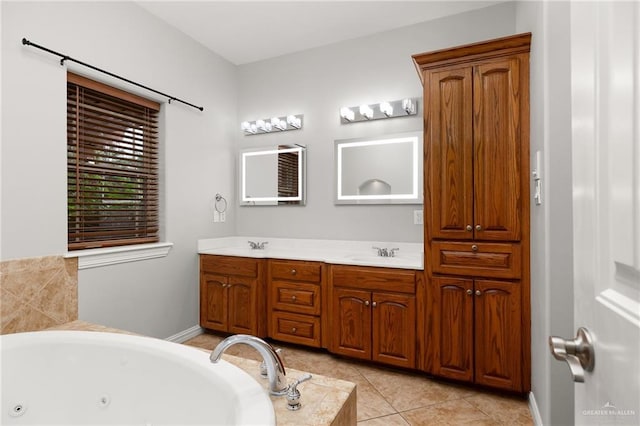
[569,1,640,424]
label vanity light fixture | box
[339,98,418,124]
[241,114,303,135]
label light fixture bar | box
[241,114,303,135]
[339,98,418,124]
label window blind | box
[67,72,160,250]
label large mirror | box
[239,144,306,206]
[335,132,422,204]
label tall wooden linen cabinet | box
[413,33,531,393]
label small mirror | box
[335,132,422,204]
[240,144,306,206]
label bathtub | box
[1,331,275,425]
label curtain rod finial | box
[22,38,30,45]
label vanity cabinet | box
[328,265,416,369]
[267,259,324,347]
[413,33,531,393]
[200,255,266,337]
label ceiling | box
[136,1,503,65]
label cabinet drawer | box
[200,255,258,277]
[270,260,321,282]
[431,241,521,279]
[271,281,321,315]
[270,311,321,347]
[331,266,416,293]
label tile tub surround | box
[49,321,356,426]
[185,332,533,425]
[198,237,424,270]
[1,256,78,334]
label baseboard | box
[529,391,544,426]
[165,325,203,343]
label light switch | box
[533,150,542,206]
[414,210,423,225]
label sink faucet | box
[210,334,288,395]
[372,246,400,257]
[248,241,268,250]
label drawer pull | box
[466,289,473,296]
[475,290,482,296]
[475,224,482,231]
[364,300,370,306]
[372,301,377,308]
[291,295,297,302]
[471,244,478,252]
[466,224,473,232]
[291,269,297,275]
[291,327,297,333]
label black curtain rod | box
[22,38,204,111]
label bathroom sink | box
[345,254,419,267]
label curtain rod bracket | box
[21,36,204,112]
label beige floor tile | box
[358,366,472,412]
[464,393,532,425]
[400,399,498,426]
[358,413,410,425]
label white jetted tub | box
[1,331,275,425]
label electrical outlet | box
[413,210,423,225]
[220,211,226,222]
[213,211,220,223]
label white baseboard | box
[529,391,544,426]
[165,325,203,343]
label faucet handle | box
[248,240,256,249]
[286,374,312,411]
[259,241,269,249]
[260,348,282,377]
[389,248,400,257]
[372,246,383,256]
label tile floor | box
[183,332,533,425]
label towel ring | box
[214,193,227,213]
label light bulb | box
[359,104,373,119]
[256,119,266,132]
[241,121,251,132]
[287,115,301,129]
[380,101,393,117]
[402,98,416,115]
[340,107,355,122]
[250,123,258,133]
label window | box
[67,72,160,250]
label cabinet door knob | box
[291,269,297,275]
[364,300,370,306]
[466,289,473,296]
[372,301,377,308]
[475,224,482,231]
[471,244,478,252]
[466,225,473,232]
[475,290,482,296]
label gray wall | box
[234,3,517,242]
[1,1,237,338]
[516,1,574,425]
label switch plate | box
[414,210,423,225]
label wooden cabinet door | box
[200,273,228,332]
[427,66,474,240]
[427,276,474,381]
[372,292,416,368]
[472,58,522,241]
[474,279,522,391]
[228,276,258,335]
[330,287,371,361]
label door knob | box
[548,327,595,383]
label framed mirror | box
[335,132,422,204]
[239,144,306,206]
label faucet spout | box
[210,334,288,396]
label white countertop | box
[198,236,423,270]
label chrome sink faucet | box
[372,246,400,257]
[248,241,268,250]
[210,334,288,395]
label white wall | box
[1,1,237,338]
[235,2,517,242]
[516,1,575,425]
